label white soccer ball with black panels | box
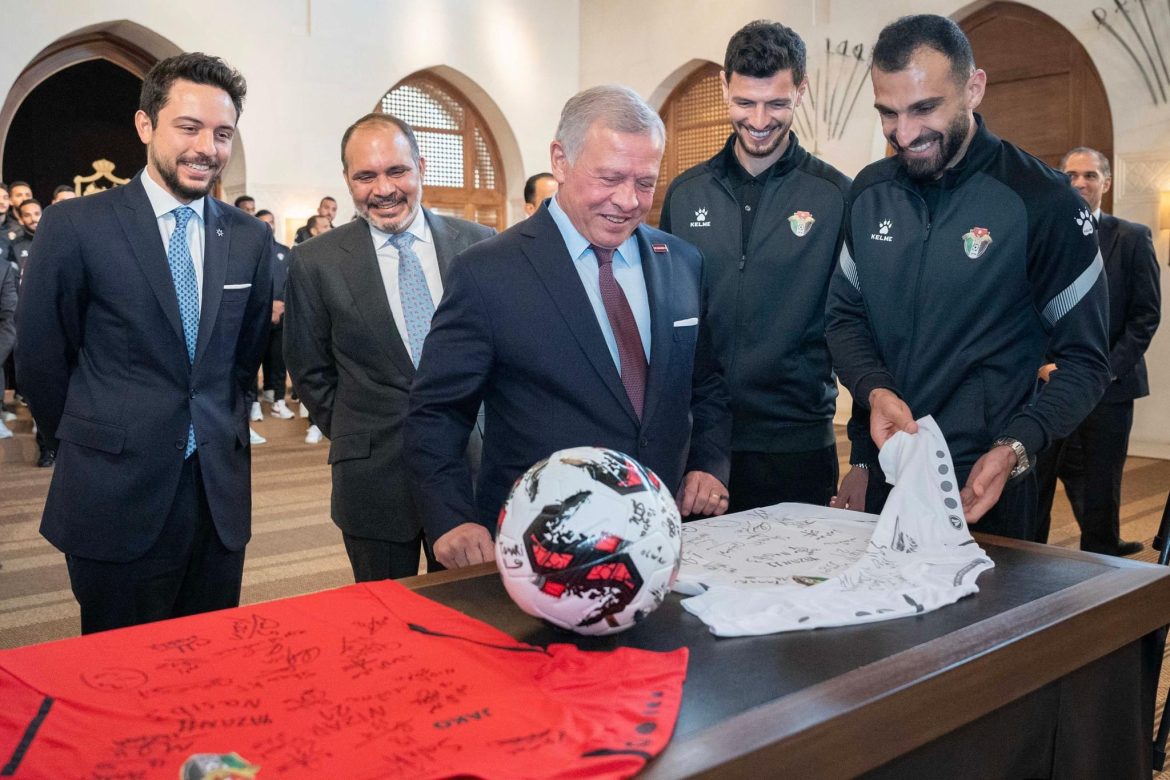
[495,446,682,636]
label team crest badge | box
[961,226,992,259]
[788,210,815,237]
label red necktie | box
[592,244,647,419]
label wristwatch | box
[992,437,1030,479]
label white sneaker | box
[299,401,310,418]
[261,389,275,404]
[304,424,322,444]
[271,399,295,419]
[249,427,267,445]
[0,420,12,439]
[250,401,263,421]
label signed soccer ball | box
[495,447,682,635]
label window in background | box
[379,73,506,231]
[650,62,726,227]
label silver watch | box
[992,437,1030,479]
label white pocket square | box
[673,317,698,327]
[223,283,252,290]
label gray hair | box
[555,85,665,163]
[1060,146,1111,178]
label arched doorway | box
[3,60,142,204]
[961,2,1113,210]
[0,21,247,201]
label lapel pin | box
[651,243,668,253]
[216,228,224,237]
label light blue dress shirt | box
[547,195,651,371]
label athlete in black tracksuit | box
[660,132,855,511]
[826,116,1110,540]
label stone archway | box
[0,20,247,198]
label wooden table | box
[407,536,1170,779]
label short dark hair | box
[52,184,73,196]
[18,198,41,213]
[308,214,329,231]
[320,196,336,205]
[872,15,974,84]
[139,52,247,126]
[9,180,29,191]
[340,113,420,170]
[0,183,10,195]
[255,208,273,219]
[724,20,807,84]
[523,173,554,205]
[1061,147,1111,178]
[234,194,255,208]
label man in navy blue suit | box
[406,85,732,569]
[16,53,273,633]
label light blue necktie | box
[168,206,199,457]
[390,231,434,367]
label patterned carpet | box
[3,395,1170,764]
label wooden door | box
[962,2,1113,211]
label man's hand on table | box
[434,523,496,569]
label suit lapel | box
[193,197,228,367]
[638,226,673,427]
[338,220,416,377]
[114,175,186,350]
[521,207,638,424]
[1099,214,1120,268]
[426,209,456,280]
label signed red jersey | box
[0,580,686,779]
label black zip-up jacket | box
[660,132,851,452]
[826,116,1110,475]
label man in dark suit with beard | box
[284,114,493,581]
[16,53,273,633]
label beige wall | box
[0,0,582,230]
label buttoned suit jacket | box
[1095,213,1160,403]
[405,203,732,541]
[16,173,274,562]
[283,210,494,542]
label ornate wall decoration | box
[73,159,129,195]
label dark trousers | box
[727,444,839,513]
[261,325,286,401]
[65,454,245,634]
[1034,399,1134,551]
[866,464,1039,542]
[342,531,441,581]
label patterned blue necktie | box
[168,206,199,457]
[390,231,434,368]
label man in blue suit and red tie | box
[406,85,733,569]
[16,53,273,633]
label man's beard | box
[734,118,791,160]
[152,148,220,201]
[892,112,969,180]
[359,192,419,234]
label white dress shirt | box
[547,195,652,368]
[140,167,207,305]
[369,208,443,356]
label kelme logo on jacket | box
[870,220,893,242]
[961,227,993,259]
[690,208,711,228]
[788,211,815,237]
[1074,208,1095,236]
